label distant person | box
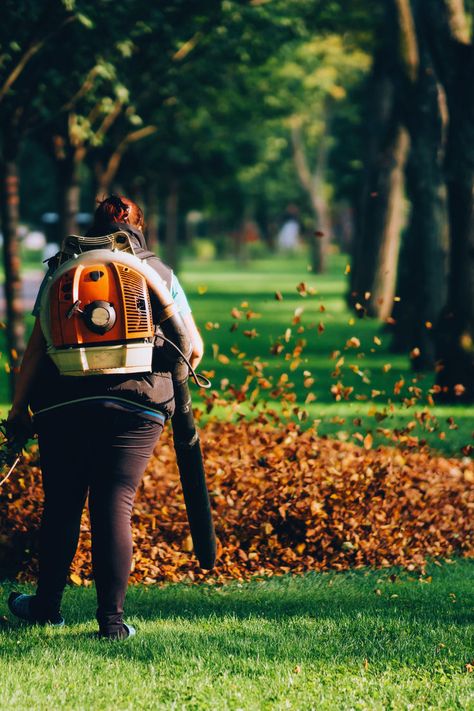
[242,219,261,244]
[276,204,301,252]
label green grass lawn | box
[1,253,472,708]
[1,249,472,454]
[180,253,472,455]
[1,561,473,709]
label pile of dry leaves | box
[1,421,472,584]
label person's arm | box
[170,274,204,370]
[7,318,46,437]
[181,312,204,370]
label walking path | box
[0,271,44,315]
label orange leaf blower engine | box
[40,232,165,376]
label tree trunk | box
[234,221,246,265]
[93,126,158,204]
[308,165,331,274]
[290,120,330,274]
[184,213,194,247]
[368,126,410,320]
[165,178,179,272]
[126,178,143,206]
[94,160,111,201]
[425,0,474,401]
[350,43,404,312]
[436,173,474,400]
[0,157,25,394]
[392,144,448,365]
[390,1,449,368]
[144,178,159,253]
[58,155,80,238]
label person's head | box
[93,195,144,232]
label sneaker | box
[98,623,136,640]
[8,592,65,627]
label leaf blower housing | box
[40,249,191,377]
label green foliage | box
[0,0,380,234]
[4,0,471,394]
[188,238,217,262]
[233,33,371,218]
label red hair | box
[93,195,144,231]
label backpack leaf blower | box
[39,246,217,570]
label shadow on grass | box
[123,566,474,626]
[3,564,473,624]
[1,563,472,671]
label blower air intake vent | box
[116,264,153,335]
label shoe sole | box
[8,592,65,627]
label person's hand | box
[190,347,203,371]
[5,405,34,444]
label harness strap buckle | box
[157,303,176,323]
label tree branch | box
[423,0,473,91]
[0,15,77,104]
[289,118,313,195]
[171,8,223,64]
[61,65,101,113]
[394,0,419,81]
[92,100,124,142]
[172,31,204,61]
[96,125,158,192]
[444,0,470,43]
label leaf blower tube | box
[40,250,217,570]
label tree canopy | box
[0,0,473,401]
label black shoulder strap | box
[137,249,157,260]
[44,253,60,271]
[140,253,173,292]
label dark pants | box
[34,405,163,635]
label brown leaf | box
[4,420,473,585]
[363,433,373,450]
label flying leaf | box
[363,433,373,450]
[346,337,361,349]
